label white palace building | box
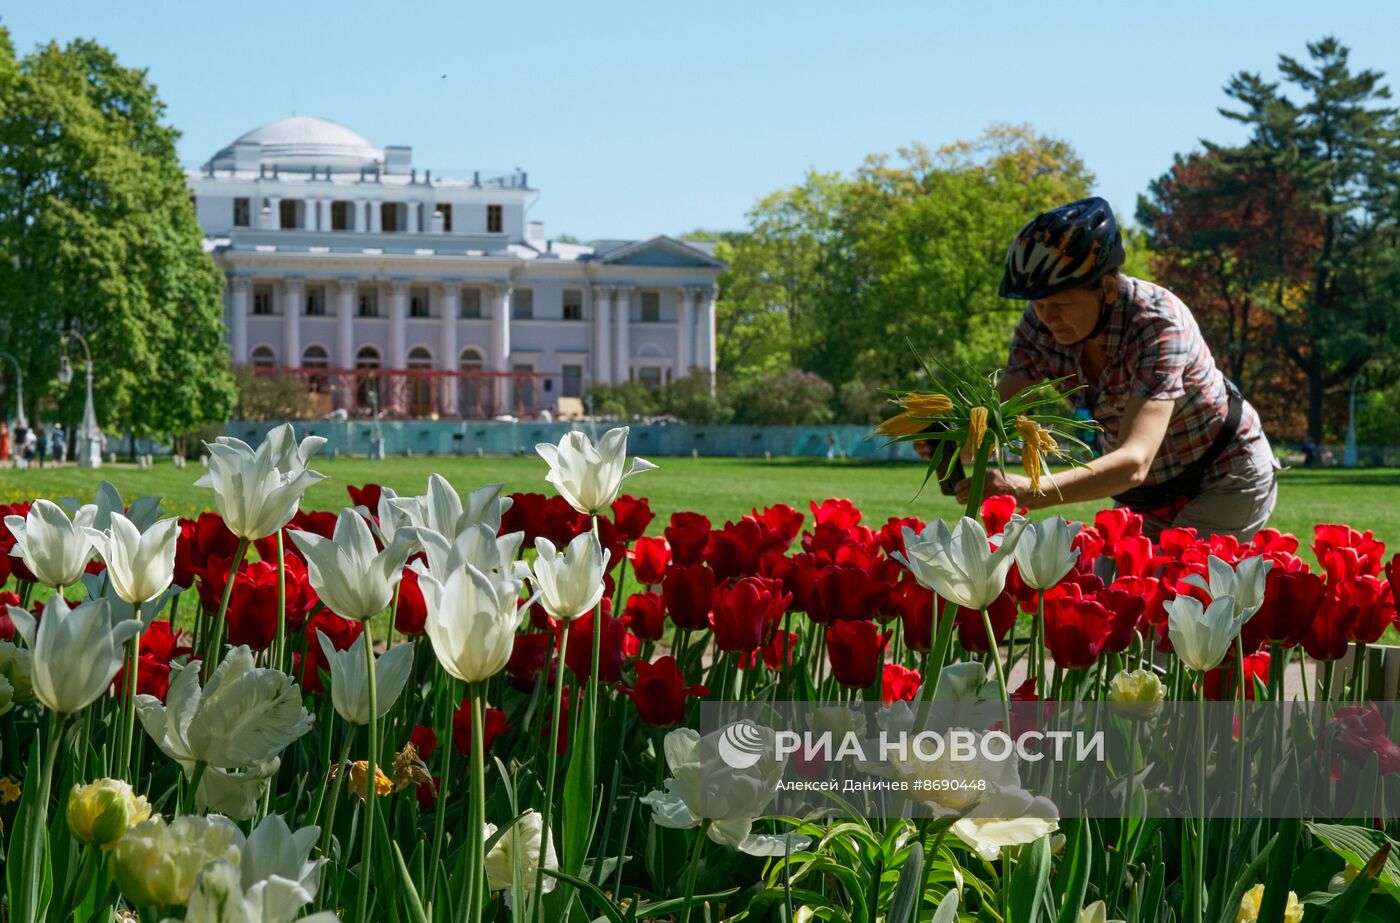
[189,116,725,419]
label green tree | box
[1211,37,1400,441]
[0,30,234,446]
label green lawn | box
[2,457,1397,555]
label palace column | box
[698,286,718,392]
[229,277,251,364]
[335,280,356,410]
[262,196,281,229]
[591,285,612,386]
[675,286,694,379]
[281,278,303,369]
[369,200,383,233]
[440,281,461,416]
[613,285,632,384]
[492,284,513,413]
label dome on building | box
[207,116,383,170]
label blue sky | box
[7,2,1400,240]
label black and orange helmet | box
[999,197,1125,300]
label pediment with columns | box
[591,236,726,269]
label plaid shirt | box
[1006,275,1264,486]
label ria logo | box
[717,721,768,769]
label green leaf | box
[1008,833,1052,923]
[561,716,596,876]
[1259,818,1303,923]
[540,868,628,923]
[887,842,924,923]
[1308,824,1400,904]
[1321,843,1391,923]
[1053,819,1093,923]
[390,841,430,923]
[1216,831,1279,923]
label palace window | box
[279,199,299,229]
[486,205,503,233]
[637,366,663,391]
[358,289,380,318]
[381,202,401,232]
[331,201,353,231]
[233,198,251,227]
[460,288,482,318]
[563,289,583,321]
[250,346,276,368]
[305,286,325,316]
[252,287,274,315]
[302,345,330,392]
[562,364,583,398]
[410,287,431,318]
[640,291,660,323]
[512,289,533,320]
[436,203,453,232]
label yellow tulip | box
[963,406,989,458]
[67,779,152,850]
[1107,670,1166,721]
[1237,884,1303,923]
[1016,415,1059,495]
[900,392,953,416]
[875,411,929,438]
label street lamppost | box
[0,351,26,429]
[57,330,102,468]
[1344,370,1367,468]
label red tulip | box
[505,632,553,692]
[882,663,921,705]
[1096,586,1147,654]
[617,656,708,726]
[825,620,890,688]
[1324,704,1400,778]
[1205,650,1270,700]
[705,518,787,581]
[1313,524,1386,577]
[807,565,890,625]
[955,591,1018,654]
[893,580,935,652]
[664,512,712,567]
[1112,535,1161,580]
[710,576,791,653]
[1342,575,1391,644]
[502,492,551,544]
[114,654,173,702]
[254,509,337,564]
[141,621,193,662]
[226,556,315,651]
[758,630,799,671]
[173,512,240,589]
[980,494,1020,536]
[1302,590,1359,662]
[627,537,671,586]
[762,552,822,614]
[346,483,384,512]
[1043,594,1110,669]
[622,591,667,641]
[0,503,35,584]
[453,701,510,758]
[1071,527,1106,575]
[610,494,655,543]
[876,516,924,558]
[1241,568,1327,650]
[410,725,438,759]
[1249,528,1300,557]
[0,591,20,641]
[556,607,637,685]
[810,498,862,530]
[1094,507,1143,549]
[662,564,715,630]
[749,504,805,545]
[395,567,428,636]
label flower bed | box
[0,423,1397,922]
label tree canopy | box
[0,28,234,443]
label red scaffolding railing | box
[248,366,555,420]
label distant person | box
[34,427,47,468]
[826,431,836,460]
[20,426,35,469]
[1302,437,1320,467]
[922,197,1278,542]
[0,420,9,464]
[50,424,66,465]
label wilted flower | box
[290,508,416,621]
[195,423,326,541]
[530,531,610,622]
[66,779,152,850]
[894,516,1029,611]
[344,760,393,800]
[391,743,434,792]
[964,406,989,458]
[110,814,244,907]
[1107,669,1166,721]
[484,809,558,896]
[316,630,414,726]
[8,597,141,714]
[84,512,181,605]
[1016,415,1060,495]
[536,427,656,516]
[4,499,95,588]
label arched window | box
[407,347,433,369]
[251,346,276,368]
[407,347,433,416]
[302,345,330,393]
[459,348,485,417]
[355,347,381,411]
[355,346,382,369]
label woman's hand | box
[954,467,1032,508]
[913,439,937,462]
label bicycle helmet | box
[999,197,1125,300]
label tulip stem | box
[980,608,1011,734]
[466,681,488,923]
[679,819,712,923]
[1193,676,1207,923]
[427,674,452,907]
[184,760,208,816]
[120,631,141,777]
[272,531,288,674]
[316,733,355,867]
[16,709,63,923]
[535,618,571,914]
[357,620,379,923]
[203,538,250,682]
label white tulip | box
[8,598,140,714]
[355,485,414,545]
[4,498,96,588]
[289,508,416,621]
[196,759,284,821]
[177,857,340,923]
[414,522,529,598]
[893,516,1029,611]
[535,427,656,515]
[389,475,512,539]
[1182,555,1273,622]
[1166,594,1243,673]
[137,646,314,771]
[84,480,165,533]
[418,563,519,683]
[84,512,180,605]
[530,532,610,622]
[316,630,414,725]
[483,809,558,896]
[1010,515,1081,590]
[110,814,244,908]
[195,423,326,541]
